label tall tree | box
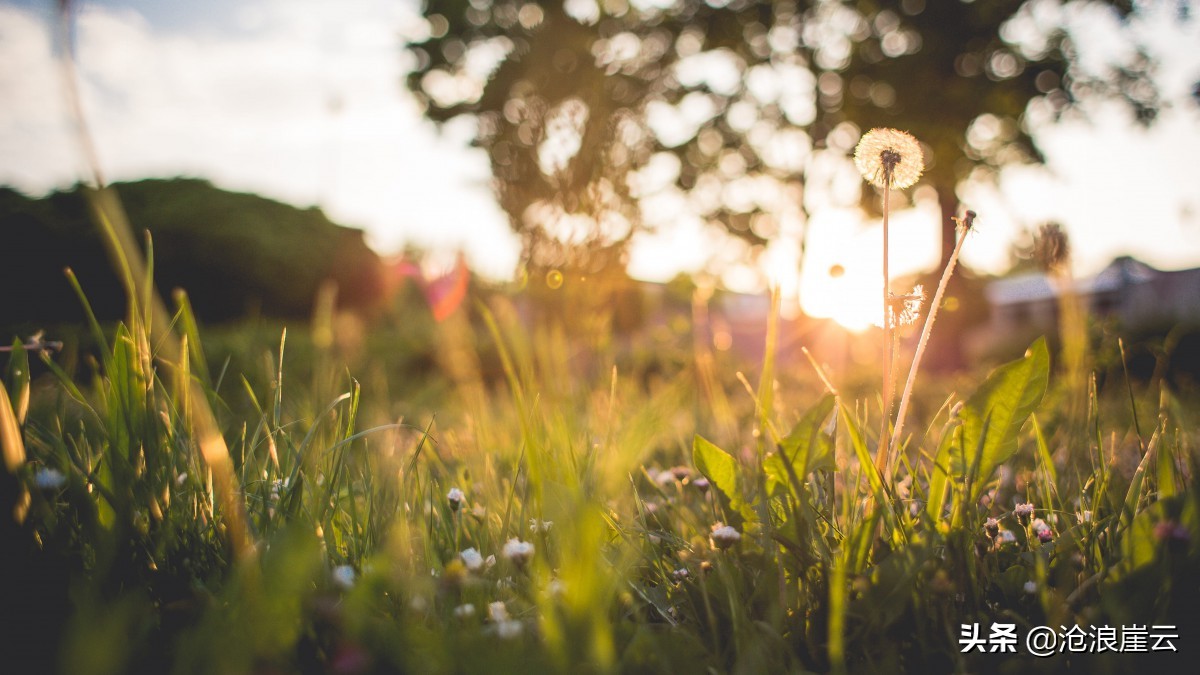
[404,0,1165,274]
[817,0,1159,267]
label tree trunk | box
[938,185,959,272]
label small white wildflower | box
[453,603,476,619]
[691,477,710,493]
[502,538,534,566]
[672,568,689,582]
[496,619,523,639]
[1078,510,1093,524]
[999,530,1017,544]
[529,519,553,533]
[175,472,188,486]
[710,524,742,550]
[485,554,497,569]
[460,547,484,572]
[447,487,466,511]
[647,534,662,546]
[488,601,510,622]
[332,564,356,590]
[1031,518,1051,535]
[654,470,676,487]
[1023,581,1038,594]
[33,468,66,490]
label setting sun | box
[797,202,941,331]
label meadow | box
[2,206,1197,675]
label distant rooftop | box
[985,256,1160,306]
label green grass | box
[3,279,1198,675]
[2,184,1197,673]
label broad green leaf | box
[924,420,960,522]
[957,338,1050,503]
[692,434,747,518]
[765,395,836,495]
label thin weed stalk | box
[888,211,974,471]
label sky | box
[2,0,1199,326]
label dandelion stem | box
[889,212,973,469]
[877,179,893,475]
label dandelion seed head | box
[882,284,924,328]
[1033,222,1071,274]
[853,128,924,189]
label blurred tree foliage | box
[0,178,387,333]
[404,0,1164,273]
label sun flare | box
[800,268,882,332]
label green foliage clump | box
[0,178,386,332]
[2,289,1198,674]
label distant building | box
[973,257,1200,356]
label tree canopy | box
[405,0,1169,274]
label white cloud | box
[0,1,519,279]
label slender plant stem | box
[876,181,893,474]
[888,214,972,470]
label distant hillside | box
[0,178,386,329]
